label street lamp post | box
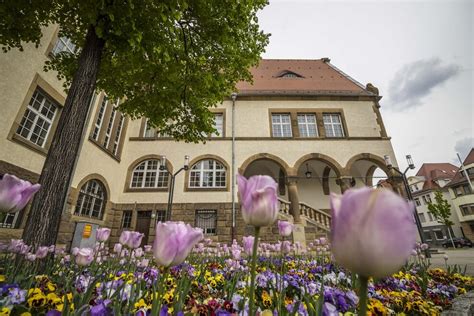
[384,154,431,258]
[160,155,190,221]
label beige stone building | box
[446,149,474,241]
[0,25,400,247]
[407,163,463,247]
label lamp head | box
[406,155,415,170]
[160,156,167,171]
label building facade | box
[0,25,400,247]
[407,163,462,247]
[447,149,474,241]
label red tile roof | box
[449,149,474,186]
[414,163,458,191]
[235,59,376,97]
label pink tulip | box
[330,188,416,278]
[26,253,36,261]
[152,221,203,266]
[0,174,40,213]
[96,228,111,242]
[237,175,279,227]
[71,247,80,256]
[278,220,293,236]
[144,245,152,252]
[242,236,254,256]
[75,248,94,266]
[120,231,144,248]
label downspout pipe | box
[231,92,237,241]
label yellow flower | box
[134,298,149,311]
[46,282,56,292]
[0,275,5,282]
[261,290,272,308]
[0,307,10,316]
[20,313,32,316]
[261,310,273,316]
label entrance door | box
[136,211,152,246]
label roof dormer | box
[276,70,304,78]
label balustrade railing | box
[299,202,331,230]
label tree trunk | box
[22,25,105,249]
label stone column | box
[336,176,353,193]
[286,178,301,223]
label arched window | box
[131,159,169,188]
[189,159,226,188]
[75,179,106,219]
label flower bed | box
[0,239,472,315]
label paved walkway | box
[429,248,474,275]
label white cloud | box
[388,58,460,111]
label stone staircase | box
[278,198,331,242]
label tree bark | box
[22,25,105,249]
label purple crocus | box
[329,187,416,278]
[0,174,40,213]
[237,174,279,227]
[153,221,203,266]
[6,287,26,304]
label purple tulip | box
[330,187,416,278]
[113,243,122,254]
[75,248,94,266]
[35,246,49,259]
[282,240,292,254]
[96,228,111,242]
[277,220,293,236]
[237,175,279,227]
[0,174,40,213]
[242,236,254,256]
[119,231,144,248]
[153,221,203,266]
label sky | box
[257,0,473,175]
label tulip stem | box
[249,226,261,316]
[358,275,369,316]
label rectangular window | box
[51,37,76,55]
[92,97,108,141]
[121,211,132,228]
[425,195,432,203]
[423,231,432,241]
[0,212,20,229]
[418,213,426,223]
[155,210,167,222]
[427,212,434,221]
[16,89,58,147]
[434,230,445,240]
[460,204,474,216]
[143,120,156,138]
[271,114,292,137]
[323,113,345,138]
[414,198,421,207]
[463,183,472,195]
[195,209,217,235]
[103,106,117,148]
[211,113,224,137]
[297,113,318,137]
[112,114,125,155]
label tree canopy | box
[427,190,453,227]
[1,0,269,141]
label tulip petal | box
[14,183,41,212]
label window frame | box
[195,209,217,235]
[74,179,107,220]
[323,113,345,138]
[9,76,65,155]
[433,230,445,240]
[51,36,77,56]
[185,156,229,191]
[211,112,225,138]
[188,159,227,189]
[129,159,169,190]
[121,210,132,228]
[271,113,293,138]
[297,113,318,138]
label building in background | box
[0,25,401,247]
[447,149,474,241]
[408,163,462,247]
